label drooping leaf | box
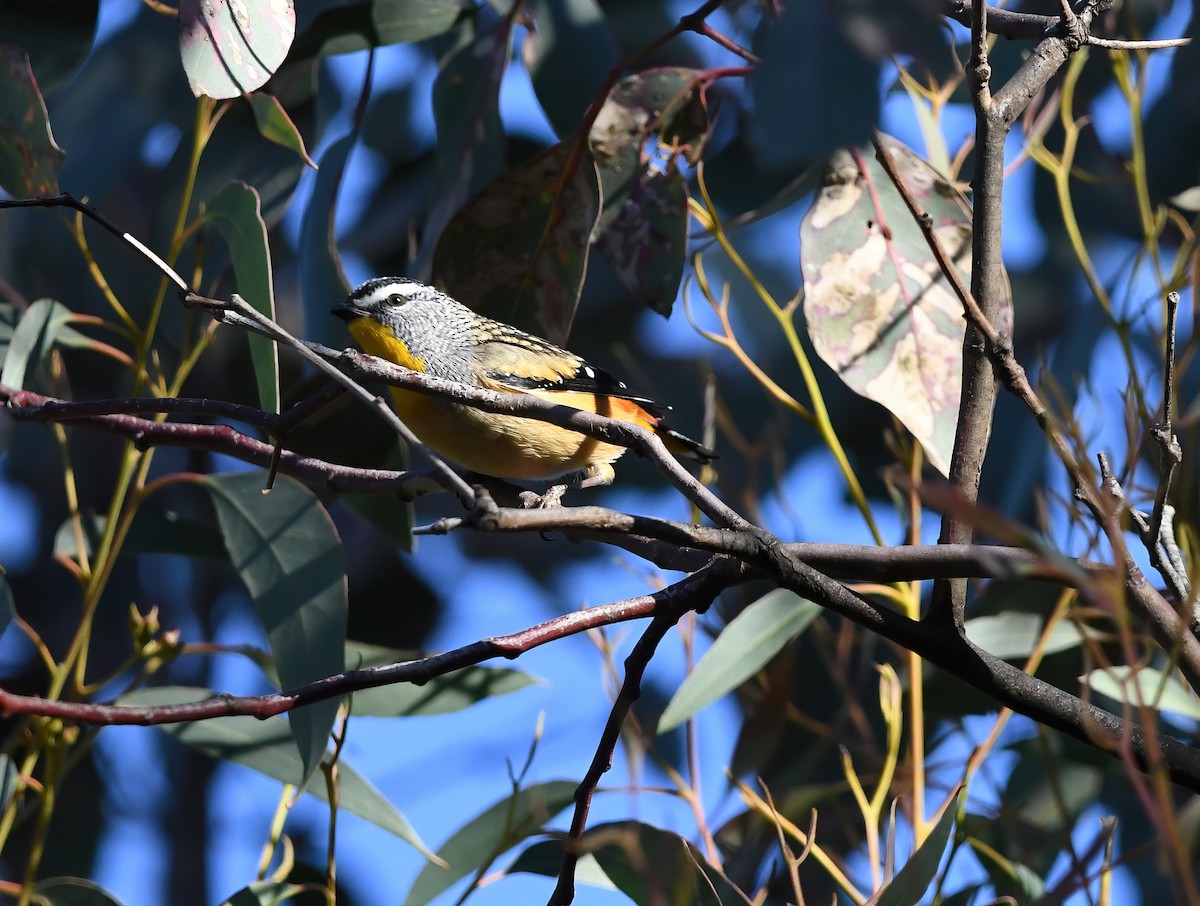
[291,0,471,60]
[659,589,821,733]
[1084,666,1200,721]
[248,94,316,169]
[595,167,688,317]
[0,573,14,638]
[964,612,1089,661]
[179,0,296,99]
[0,0,99,94]
[507,840,617,890]
[522,0,620,138]
[207,183,282,415]
[403,781,578,906]
[343,642,537,717]
[749,0,879,169]
[119,687,437,863]
[0,46,64,195]
[30,879,123,906]
[589,67,708,233]
[873,789,962,906]
[0,298,89,391]
[433,141,601,343]
[570,821,752,906]
[415,12,514,273]
[586,67,706,316]
[201,473,347,789]
[299,132,353,347]
[800,135,1010,476]
[205,181,280,414]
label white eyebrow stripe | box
[361,281,426,304]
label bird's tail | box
[658,426,718,463]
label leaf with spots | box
[799,135,1010,476]
[432,141,600,344]
[0,46,64,196]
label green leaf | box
[0,572,14,639]
[659,589,821,733]
[201,473,347,789]
[873,789,962,906]
[221,880,306,906]
[344,642,537,717]
[0,0,98,95]
[31,878,123,906]
[403,780,578,906]
[416,13,513,271]
[300,132,353,347]
[507,840,617,890]
[120,687,437,863]
[584,821,752,906]
[1084,666,1200,720]
[594,167,688,317]
[291,0,471,60]
[0,754,19,812]
[965,612,1088,660]
[0,46,64,195]
[523,0,620,137]
[0,298,88,391]
[432,141,601,343]
[179,0,296,99]
[749,0,878,168]
[53,509,227,561]
[205,181,281,414]
[249,94,316,169]
[800,135,1012,477]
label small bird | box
[333,277,715,486]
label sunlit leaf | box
[249,94,316,169]
[403,781,577,906]
[179,0,296,99]
[201,473,347,788]
[0,46,64,195]
[206,181,280,413]
[873,789,962,906]
[31,878,123,906]
[433,141,601,343]
[659,589,820,733]
[0,0,98,94]
[800,135,1011,476]
[1084,666,1200,720]
[119,687,438,863]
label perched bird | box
[333,277,715,486]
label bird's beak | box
[331,301,364,323]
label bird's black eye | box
[387,293,406,306]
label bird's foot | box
[520,484,568,509]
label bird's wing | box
[472,324,671,420]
